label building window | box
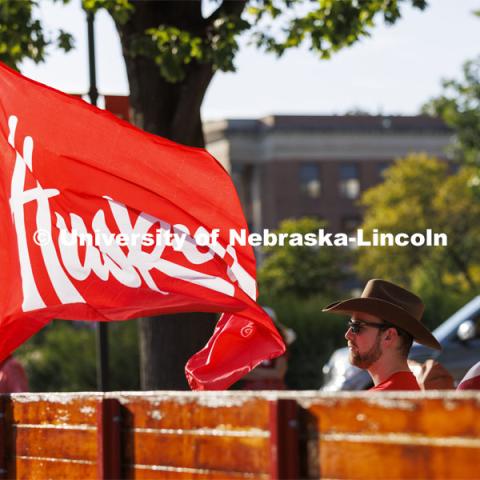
[299,163,321,198]
[339,164,360,199]
[231,164,252,207]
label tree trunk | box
[114,3,219,389]
[139,313,217,389]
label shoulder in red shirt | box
[370,371,420,391]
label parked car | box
[321,295,480,391]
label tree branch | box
[206,0,248,27]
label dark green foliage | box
[0,0,73,69]
[412,271,478,331]
[423,56,480,170]
[258,217,350,299]
[16,319,140,392]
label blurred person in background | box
[410,359,454,390]
[0,355,29,393]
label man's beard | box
[349,333,382,369]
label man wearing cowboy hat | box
[323,279,441,391]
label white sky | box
[20,0,480,120]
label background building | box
[205,115,452,235]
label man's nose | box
[345,328,353,341]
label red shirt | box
[370,371,420,391]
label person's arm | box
[3,359,29,393]
[411,359,454,390]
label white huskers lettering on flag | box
[9,114,242,302]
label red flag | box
[0,62,285,390]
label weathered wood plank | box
[318,440,480,479]
[124,465,269,479]
[301,395,480,437]
[13,426,97,461]
[294,393,480,480]
[123,430,270,473]
[11,456,96,480]
[117,394,271,431]
[8,395,98,426]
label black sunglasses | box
[347,320,390,334]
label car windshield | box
[432,296,480,342]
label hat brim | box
[323,297,441,351]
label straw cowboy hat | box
[322,279,441,350]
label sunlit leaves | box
[424,56,480,174]
[249,0,427,58]
[357,154,480,292]
[143,14,250,83]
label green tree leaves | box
[249,0,427,59]
[17,320,140,391]
[423,56,480,170]
[258,217,349,298]
[0,0,73,69]
[357,154,480,294]
[1,0,428,82]
[144,14,250,82]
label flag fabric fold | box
[0,62,285,390]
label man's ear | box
[384,328,396,343]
